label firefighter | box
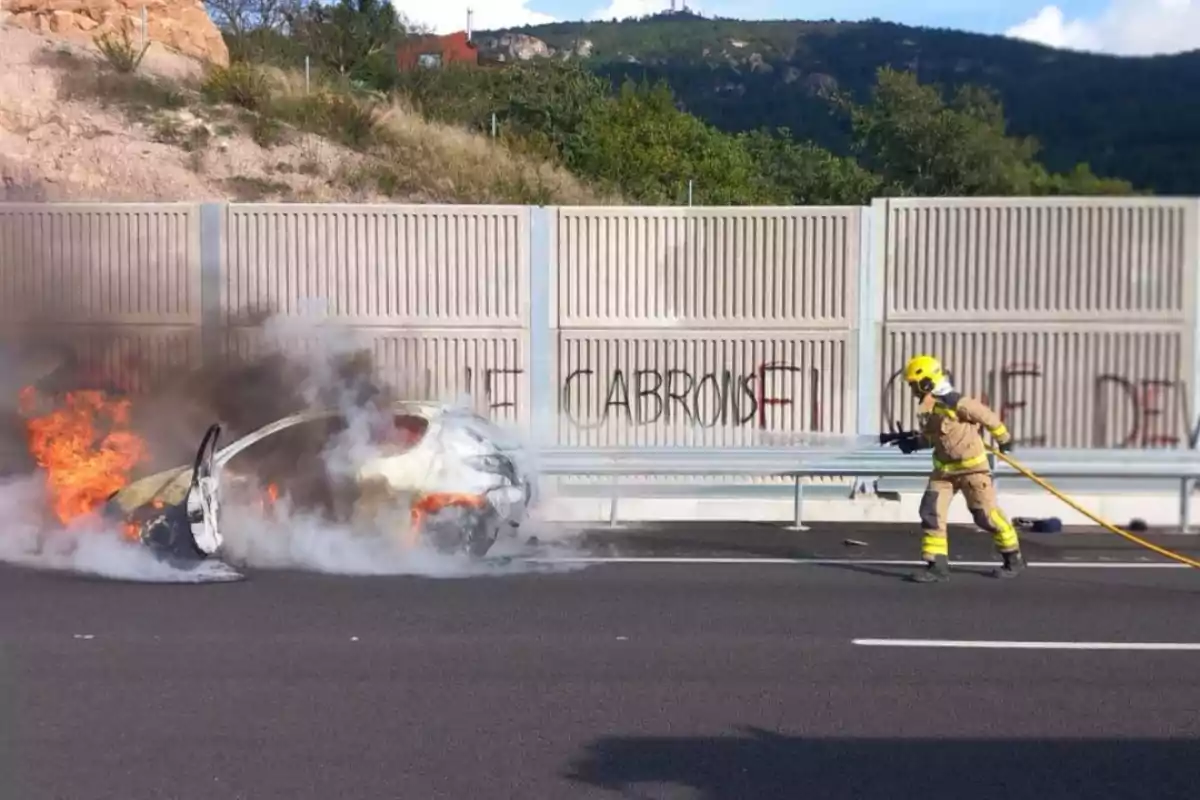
[894,354,1025,583]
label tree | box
[836,68,1034,195]
[738,128,881,205]
[206,0,307,63]
[205,0,293,38]
[566,79,776,204]
[285,0,404,86]
[394,61,610,160]
[838,67,1134,197]
[1034,163,1137,196]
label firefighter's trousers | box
[919,471,1020,561]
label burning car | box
[101,401,535,568]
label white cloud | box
[392,1,703,35]
[1006,0,1200,55]
[392,2,554,34]
[593,0,689,22]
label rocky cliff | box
[1,0,228,65]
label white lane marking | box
[523,556,1190,568]
[853,639,1200,651]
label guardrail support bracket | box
[607,476,625,529]
[1181,477,1194,534]
[784,476,810,532]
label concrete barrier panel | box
[0,202,201,325]
[555,205,860,328]
[220,203,529,325]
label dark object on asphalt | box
[1128,518,1148,532]
[1013,516,1062,533]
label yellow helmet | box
[904,354,944,396]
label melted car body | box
[103,401,533,566]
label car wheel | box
[420,505,499,558]
[140,504,209,565]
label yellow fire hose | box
[987,446,1200,569]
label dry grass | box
[3,29,370,202]
[362,99,611,204]
[10,25,619,204]
[200,62,619,204]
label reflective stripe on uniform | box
[932,405,957,419]
[990,423,1009,440]
[931,452,989,474]
[990,509,1020,551]
[921,534,948,556]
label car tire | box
[140,504,209,565]
[420,505,499,558]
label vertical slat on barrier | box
[855,204,881,437]
[864,198,891,436]
[199,202,223,364]
[1187,199,1200,531]
[529,205,553,448]
[1190,198,1200,446]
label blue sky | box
[390,1,1200,56]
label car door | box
[186,423,223,556]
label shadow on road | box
[564,726,1199,799]
[814,562,1001,582]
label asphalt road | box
[2,522,1200,800]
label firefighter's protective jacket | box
[918,392,1011,476]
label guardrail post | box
[784,475,809,531]
[199,202,223,366]
[1181,478,1192,534]
[608,475,622,528]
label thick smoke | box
[0,308,582,581]
[203,313,583,577]
[0,475,243,583]
[0,206,586,580]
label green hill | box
[475,11,1200,194]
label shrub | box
[94,23,149,74]
[201,64,273,112]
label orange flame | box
[408,492,485,547]
[19,387,148,525]
[260,482,280,514]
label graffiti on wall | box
[881,362,1198,449]
[447,362,821,429]
[460,366,523,414]
[560,364,817,429]
[448,359,1198,449]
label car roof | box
[211,399,482,468]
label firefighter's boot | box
[908,554,950,583]
[991,550,1025,579]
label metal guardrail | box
[531,447,1200,533]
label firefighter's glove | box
[997,440,1014,454]
[896,435,923,454]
